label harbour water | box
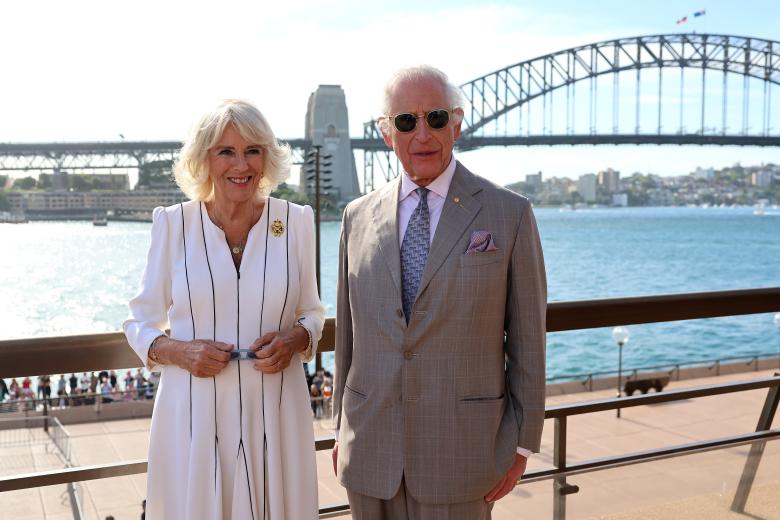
[1,206,778,380]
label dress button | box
[396,309,404,318]
[404,351,413,360]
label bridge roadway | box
[2,132,778,165]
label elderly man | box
[333,65,547,519]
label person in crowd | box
[41,375,51,406]
[124,370,134,390]
[124,99,324,519]
[0,378,8,402]
[89,372,98,394]
[309,384,322,417]
[333,65,547,519]
[80,372,90,393]
[100,377,113,403]
[123,379,136,401]
[9,378,19,400]
[21,376,33,399]
[321,380,333,417]
[109,370,118,390]
[68,373,78,395]
[57,375,67,407]
[134,369,145,400]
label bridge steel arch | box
[362,33,780,189]
[460,33,779,139]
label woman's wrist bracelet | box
[294,321,313,357]
[148,334,167,366]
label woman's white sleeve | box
[123,206,172,368]
[294,205,325,362]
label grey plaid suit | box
[334,162,547,505]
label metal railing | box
[0,416,84,519]
[0,286,778,519]
[547,352,780,389]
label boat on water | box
[92,215,108,226]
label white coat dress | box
[124,198,324,520]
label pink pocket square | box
[465,230,498,254]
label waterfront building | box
[694,166,716,180]
[611,193,628,207]
[6,188,187,218]
[526,171,543,191]
[38,172,130,191]
[598,168,621,192]
[752,170,773,188]
[578,173,597,202]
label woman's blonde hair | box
[174,99,290,201]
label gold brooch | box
[271,219,285,237]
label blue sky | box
[0,0,778,184]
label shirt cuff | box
[516,446,532,459]
[334,429,339,442]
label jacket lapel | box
[371,178,403,293]
[416,162,482,298]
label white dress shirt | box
[397,155,457,246]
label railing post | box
[730,373,780,513]
[42,398,49,433]
[553,416,579,519]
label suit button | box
[396,309,404,318]
[404,351,413,360]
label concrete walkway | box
[1,369,778,519]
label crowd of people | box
[0,369,158,410]
[1,367,333,415]
[305,365,334,419]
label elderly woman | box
[124,99,324,519]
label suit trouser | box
[347,478,492,520]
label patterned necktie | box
[401,187,431,322]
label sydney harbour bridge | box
[1,33,779,195]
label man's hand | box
[484,453,527,503]
[332,442,339,476]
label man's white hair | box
[381,65,465,116]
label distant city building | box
[525,171,543,191]
[578,173,597,202]
[6,189,187,216]
[752,170,773,188]
[693,167,716,180]
[598,168,620,192]
[38,172,130,191]
[300,85,361,203]
[611,193,628,207]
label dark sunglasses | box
[387,109,452,133]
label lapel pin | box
[271,219,285,237]
[453,197,460,203]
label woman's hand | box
[250,327,308,374]
[157,338,234,377]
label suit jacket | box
[333,162,547,504]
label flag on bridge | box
[676,16,688,24]
[693,9,706,17]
